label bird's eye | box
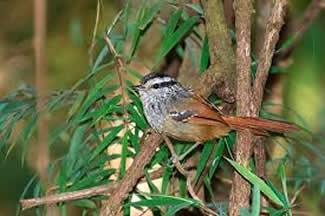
[152,84,159,89]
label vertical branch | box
[252,0,287,206]
[253,0,288,109]
[229,0,254,215]
[34,0,49,185]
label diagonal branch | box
[276,0,325,59]
[99,133,163,216]
[253,0,288,110]
[252,0,288,207]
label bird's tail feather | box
[223,116,299,135]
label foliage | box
[0,0,324,215]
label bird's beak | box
[131,85,143,93]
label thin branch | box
[253,0,288,110]
[253,0,287,210]
[20,158,196,211]
[34,0,49,186]
[103,36,129,128]
[277,0,324,59]
[21,183,117,210]
[163,135,218,216]
[99,132,163,216]
[89,0,101,65]
[229,0,254,215]
[290,184,305,205]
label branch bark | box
[229,0,288,215]
[99,133,163,216]
[228,0,254,215]
[252,0,287,206]
[21,183,117,210]
[34,0,49,185]
[200,0,236,101]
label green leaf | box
[68,91,85,119]
[194,141,214,183]
[68,124,88,163]
[128,0,162,59]
[199,35,210,74]
[69,169,115,191]
[145,169,160,194]
[21,114,37,163]
[251,184,261,216]
[127,104,147,130]
[265,179,287,207]
[279,163,290,210]
[90,125,123,160]
[161,167,172,194]
[71,199,97,209]
[165,202,196,216]
[130,194,200,207]
[130,128,140,153]
[164,9,183,37]
[138,1,162,30]
[120,132,129,179]
[270,66,284,74]
[128,24,141,58]
[77,72,116,118]
[179,176,187,198]
[321,180,325,195]
[80,94,121,124]
[155,10,199,65]
[150,146,169,167]
[185,3,203,15]
[225,158,284,206]
[209,139,225,179]
[92,46,109,74]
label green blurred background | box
[0,0,324,215]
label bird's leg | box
[166,141,200,168]
[163,135,189,175]
[178,142,201,161]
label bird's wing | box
[169,94,229,126]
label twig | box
[252,0,287,208]
[21,159,192,211]
[89,0,101,65]
[103,36,129,129]
[290,184,305,205]
[163,135,191,177]
[99,133,163,216]
[21,183,117,210]
[163,135,218,216]
[277,0,324,59]
[34,0,49,190]
[229,0,254,215]
[253,0,288,110]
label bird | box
[133,72,299,142]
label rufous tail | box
[222,116,299,135]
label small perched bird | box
[133,73,299,142]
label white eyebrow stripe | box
[146,77,173,86]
